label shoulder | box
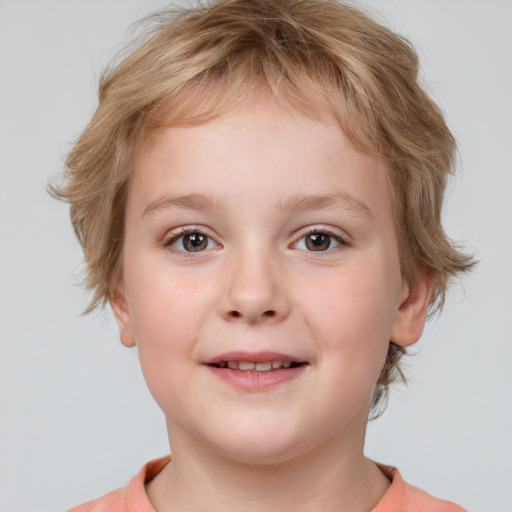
[67,488,126,512]
[373,465,467,512]
[66,456,171,512]
[402,481,467,512]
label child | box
[54,0,474,510]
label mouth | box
[208,360,306,372]
[203,352,309,390]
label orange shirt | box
[67,456,467,512]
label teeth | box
[218,360,296,371]
[255,361,272,371]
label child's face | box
[113,91,427,463]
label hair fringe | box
[52,0,476,416]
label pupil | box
[184,233,206,251]
[306,233,330,251]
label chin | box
[219,441,305,466]
[204,415,313,465]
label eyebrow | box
[277,192,373,219]
[143,193,225,216]
[143,191,373,219]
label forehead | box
[130,91,392,220]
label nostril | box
[226,309,279,320]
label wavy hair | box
[51,0,475,416]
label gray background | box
[1,1,511,511]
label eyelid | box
[291,225,350,251]
[161,224,349,254]
[162,226,221,255]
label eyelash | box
[163,227,218,257]
[162,226,349,256]
[295,227,349,252]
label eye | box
[293,229,347,252]
[165,229,218,253]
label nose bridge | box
[220,239,290,323]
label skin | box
[112,91,432,512]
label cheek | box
[126,257,212,339]
[302,259,399,371]
[123,263,213,391]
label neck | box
[146,426,390,512]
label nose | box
[218,246,291,324]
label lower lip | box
[205,365,308,391]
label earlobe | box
[111,288,136,348]
[390,272,435,347]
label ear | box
[390,272,435,347]
[110,286,136,348]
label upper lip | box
[203,351,308,364]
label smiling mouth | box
[205,354,309,389]
[209,360,306,372]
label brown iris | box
[305,233,331,251]
[183,233,208,252]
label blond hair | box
[51,0,474,416]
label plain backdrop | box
[1,1,511,511]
